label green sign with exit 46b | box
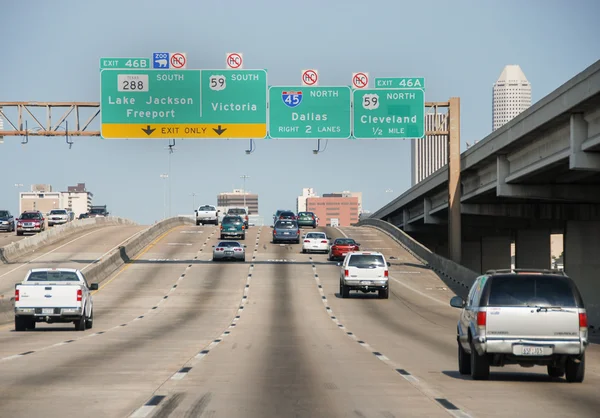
[352,88,425,139]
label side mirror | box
[212,245,215,248]
[337,262,342,266]
[450,295,465,309]
[90,283,99,291]
[243,245,247,248]
[270,225,274,228]
[387,262,391,267]
[356,243,361,246]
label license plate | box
[521,346,545,356]
[229,228,236,231]
[42,308,54,314]
[284,232,290,235]
[360,280,372,285]
[225,251,233,255]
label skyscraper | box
[410,113,448,186]
[492,65,532,131]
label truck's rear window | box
[27,271,79,282]
[488,276,577,307]
[348,255,385,267]
[199,206,214,211]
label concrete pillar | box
[515,229,550,269]
[462,241,482,273]
[481,236,511,273]
[565,221,600,331]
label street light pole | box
[190,192,197,211]
[240,175,250,209]
[160,174,168,219]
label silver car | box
[451,269,588,382]
[212,241,246,262]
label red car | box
[328,238,360,261]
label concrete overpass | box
[367,59,600,329]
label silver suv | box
[450,269,588,382]
[339,251,390,299]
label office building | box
[62,183,94,217]
[410,113,449,186]
[493,65,531,131]
[19,183,94,217]
[217,189,259,214]
[306,195,359,227]
[327,191,363,215]
[297,187,317,213]
[19,184,62,214]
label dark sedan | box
[0,210,15,232]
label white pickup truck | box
[195,204,219,225]
[14,268,98,331]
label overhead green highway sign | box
[352,88,425,139]
[100,69,268,139]
[268,86,351,139]
[374,77,425,89]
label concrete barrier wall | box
[356,219,480,299]
[0,216,195,326]
[0,216,137,265]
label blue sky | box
[1,0,599,224]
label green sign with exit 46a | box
[352,88,425,139]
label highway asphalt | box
[0,224,598,417]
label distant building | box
[217,189,259,214]
[297,187,317,213]
[62,183,93,217]
[306,195,359,227]
[19,183,93,217]
[19,185,62,215]
[493,65,531,131]
[411,113,449,186]
[329,191,363,215]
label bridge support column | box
[515,229,551,269]
[481,236,511,273]
[565,221,600,331]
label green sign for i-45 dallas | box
[268,86,351,139]
[352,88,425,139]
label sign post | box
[100,69,267,139]
[352,88,425,139]
[268,86,351,139]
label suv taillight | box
[384,270,388,277]
[344,269,349,277]
[477,311,486,327]
[77,289,82,302]
[579,312,588,328]
[15,289,19,302]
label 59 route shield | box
[282,91,302,108]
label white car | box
[47,209,70,226]
[339,251,390,299]
[302,232,330,254]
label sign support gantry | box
[0,102,101,137]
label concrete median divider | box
[83,216,195,286]
[356,218,479,299]
[0,216,195,327]
[0,216,138,265]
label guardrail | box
[0,216,137,264]
[0,216,195,326]
[356,218,479,298]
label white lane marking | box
[167,243,193,246]
[390,276,452,308]
[0,229,102,279]
[129,405,156,418]
[170,372,188,380]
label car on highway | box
[0,210,15,233]
[272,219,300,244]
[47,208,71,227]
[14,268,98,331]
[302,232,330,254]
[212,241,246,262]
[78,213,89,220]
[15,211,46,236]
[278,210,297,221]
[450,268,589,382]
[227,207,249,228]
[195,204,219,225]
[297,211,317,228]
[328,237,360,261]
[273,209,292,225]
[220,215,246,240]
[339,251,390,299]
